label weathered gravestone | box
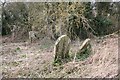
[54,35,71,65]
[73,38,92,62]
[29,31,39,43]
[11,25,17,41]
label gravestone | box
[29,31,39,43]
[73,38,92,62]
[54,35,71,65]
[11,25,17,41]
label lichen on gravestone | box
[54,35,71,65]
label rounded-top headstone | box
[54,35,71,64]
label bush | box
[93,16,113,36]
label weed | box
[11,61,19,66]
[21,54,27,58]
[76,45,91,61]
[53,59,62,66]
[14,47,21,52]
[16,47,21,50]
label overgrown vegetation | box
[1,2,119,40]
[76,44,92,61]
[1,1,119,78]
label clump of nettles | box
[76,44,91,61]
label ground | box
[1,33,119,78]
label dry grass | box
[1,34,118,78]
